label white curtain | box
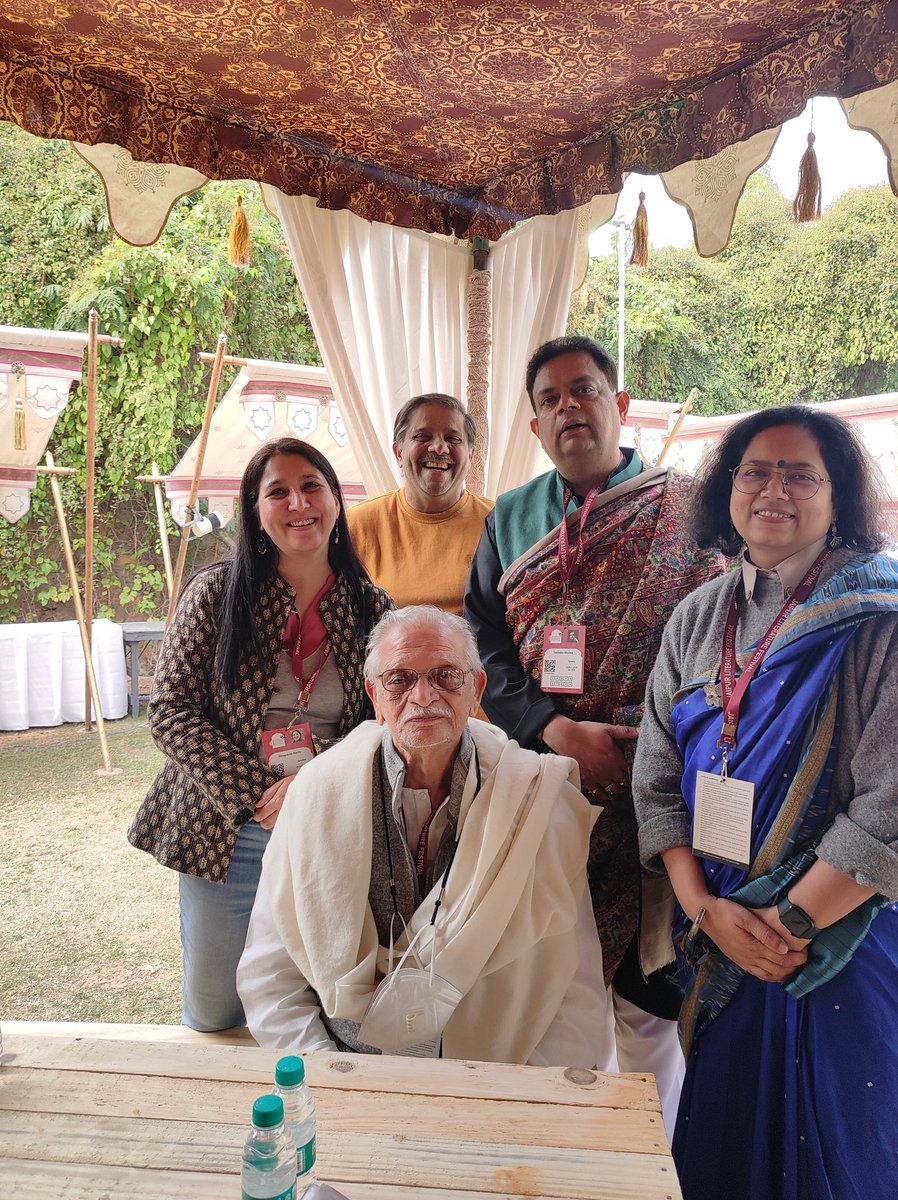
[486,210,581,496]
[269,190,470,495]
[269,189,584,499]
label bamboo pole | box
[655,388,698,467]
[45,453,120,776]
[136,462,175,600]
[198,351,250,367]
[167,333,228,620]
[83,309,99,731]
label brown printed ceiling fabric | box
[1,1,897,238]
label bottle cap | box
[252,1094,285,1128]
[275,1055,306,1086]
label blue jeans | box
[178,819,271,1031]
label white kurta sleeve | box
[237,874,337,1052]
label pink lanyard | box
[415,806,441,898]
[290,634,332,718]
[558,485,602,590]
[718,548,831,750]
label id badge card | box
[692,770,754,870]
[261,722,315,779]
[540,624,586,694]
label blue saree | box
[669,555,898,1200]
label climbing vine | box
[0,126,320,621]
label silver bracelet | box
[686,905,707,941]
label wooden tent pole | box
[83,308,99,731]
[656,387,697,467]
[465,237,491,497]
[137,464,175,599]
[167,333,228,621]
[148,462,174,598]
[45,453,120,776]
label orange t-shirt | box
[347,488,493,614]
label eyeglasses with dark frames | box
[376,666,475,695]
[730,465,831,500]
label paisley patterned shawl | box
[500,468,726,979]
[501,469,720,722]
[672,554,898,1056]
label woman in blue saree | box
[633,405,898,1200]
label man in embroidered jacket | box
[464,336,726,1131]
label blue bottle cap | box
[275,1055,305,1086]
[252,1094,285,1128]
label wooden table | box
[121,621,166,717]
[0,1025,682,1199]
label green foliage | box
[0,124,321,622]
[569,173,898,416]
[0,127,111,329]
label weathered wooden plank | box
[321,1133,682,1200]
[0,1159,596,1200]
[0,1123,681,1200]
[2,1033,660,1110]
[0,1160,239,1199]
[1,1019,253,1044]
[337,1188,591,1200]
[0,1093,668,1162]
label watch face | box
[779,900,815,939]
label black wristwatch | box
[777,895,819,940]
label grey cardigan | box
[633,549,898,900]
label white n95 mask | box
[358,924,463,1057]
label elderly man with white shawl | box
[238,605,610,1066]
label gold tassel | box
[228,194,252,266]
[630,191,649,266]
[14,397,26,450]
[793,132,822,222]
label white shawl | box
[262,718,598,1064]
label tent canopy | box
[0,325,88,523]
[3,2,897,238]
[165,359,368,525]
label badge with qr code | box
[540,624,586,694]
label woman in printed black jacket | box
[129,437,393,1030]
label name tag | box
[692,770,754,870]
[540,624,586,694]
[261,722,315,778]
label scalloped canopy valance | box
[2,1,897,239]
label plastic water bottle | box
[274,1055,317,1191]
[241,1094,297,1200]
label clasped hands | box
[701,897,810,982]
[541,714,638,797]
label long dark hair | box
[690,405,887,556]
[214,437,372,691]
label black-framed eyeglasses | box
[730,465,831,500]
[376,666,475,695]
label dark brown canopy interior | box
[2,1,896,237]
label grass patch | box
[0,717,182,1022]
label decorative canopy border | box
[1,2,896,238]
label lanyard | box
[415,806,442,901]
[718,548,830,753]
[558,484,601,590]
[380,748,481,927]
[289,633,332,719]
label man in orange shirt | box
[348,394,493,614]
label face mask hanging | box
[358,918,463,1057]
